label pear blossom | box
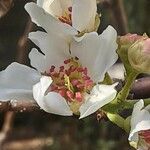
[0,26,118,118]
[25,0,98,40]
[129,100,150,150]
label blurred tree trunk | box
[0,0,33,148]
[103,0,128,35]
[143,0,150,35]
[0,0,13,18]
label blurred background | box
[0,0,150,149]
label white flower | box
[25,0,97,40]
[128,100,150,150]
[0,26,118,118]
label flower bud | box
[119,33,142,47]
[128,38,150,74]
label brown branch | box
[0,77,149,112]
[2,137,53,150]
[0,112,15,147]
[131,77,150,99]
[0,0,13,18]
[0,99,40,112]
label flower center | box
[46,58,94,114]
[58,7,72,26]
[139,130,150,145]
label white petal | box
[72,0,97,32]
[71,26,118,82]
[79,83,117,119]
[33,76,73,116]
[37,0,72,17]
[0,62,41,101]
[29,48,47,72]
[25,2,77,40]
[108,63,125,80]
[129,100,150,143]
[37,0,63,17]
[59,0,72,12]
[29,31,70,72]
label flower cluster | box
[0,0,150,149]
[0,0,118,119]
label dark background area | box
[0,0,150,149]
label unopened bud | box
[120,34,142,44]
[128,38,150,74]
[117,33,149,74]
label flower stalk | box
[113,70,139,104]
[106,113,125,130]
[103,70,139,113]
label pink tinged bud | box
[119,33,142,45]
[143,39,150,54]
[128,38,150,74]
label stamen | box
[71,79,79,86]
[66,90,74,100]
[64,59,71,64]
[76,84,85,89]
[51,72,59,78]
[70,66,77,72]
[83,68,88,75]
[50,65,55,72]
[68,7,72,12]
[59,89,66,97]
[83,76,90,80]
[75,92,82,102]
[48,58,94,105]
[139,130,150,143]
[58,7,72,26]
[77,67,85,72]
[59,17,72,26]
[75,57,79,60]
[59,66,64,72]
[50,85,58,91]
[69,14,72,20]
[85,80,94,86]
